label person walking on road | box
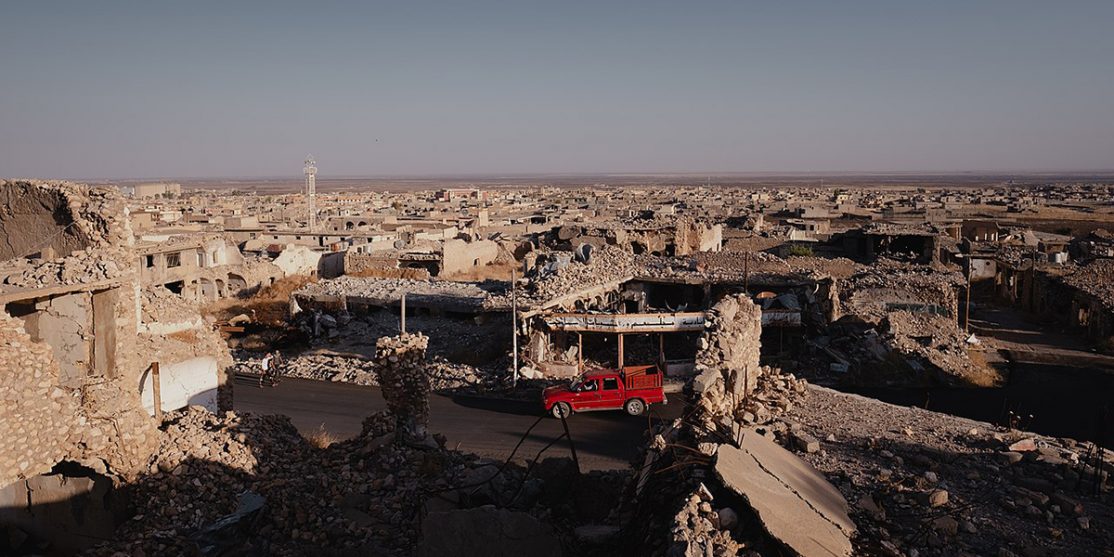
[270,351,285,387]
[259,351,276,388]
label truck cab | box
[542,365,666,418]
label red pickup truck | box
[542,365,667,418]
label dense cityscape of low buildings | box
[1,176,1113,556]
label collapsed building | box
[292,221,999,393]
[135,233,282,301]
[0,181,233,551]
[342,236,511,279]
[624,294,858,557]
[544,215,723,257]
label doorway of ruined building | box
[227,273,248,295]
[0,461,127,555]
[199,278,218,301]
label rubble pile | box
[524,245,638,303]
[784,255,860,279]
[635,250,806,285]
[262,353,376,384]
[882,310,999,386]
[667,486,748,556]
[295,276,510,311]
[374,333,433,445]
[737,369,810,426]
[82,407,472,556]
[246,352,496,391]
[3,246,130,288]
[85,406,634,557]
[785,386,1114,556]
[841,262,963,324]
[297,310,510,366]
[141,286,201,324]
[0,180,134,288]
[1061,259,1114,312]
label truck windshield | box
[570,378,596,392]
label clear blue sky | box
[2,1,1112,179]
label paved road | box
[234,376,683,470]
[970,306,1114,372]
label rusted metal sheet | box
[542,311,706,333]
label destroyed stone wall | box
[1,181,230,493]
[2,181,134,290]
[671,220,723,256]
[0,312,157,488]
[0,180,131,261]
[373,333,433,444]
[691,294,763,425]
[441,238,500,276]
[0,314,82,485]
[344,251,432,279]
[625,293,855,557]
[135,307,234,412]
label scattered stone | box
[922,489,949,508]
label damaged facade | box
[0,181,234,551]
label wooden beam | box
[617,333,624,369]
[577,332,583,373]
[151,362,163,422]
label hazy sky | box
[2,1,1112,179]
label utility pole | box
[511,267,519,389]
[743,250,750,294]
[400,293,407,334]
[1029,251,1037,312]
[151,362,162,422]
[964,256,972,333]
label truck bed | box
[622,365,663,390]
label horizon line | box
[43,169,1114,183]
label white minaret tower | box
[304,155,317,231]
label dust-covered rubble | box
[784,386,1114,557]
[81,406,632,557]
[295,276,512,311]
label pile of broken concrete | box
[81,406,631,557]
[783,385,1114,556]
[627,294,857,557]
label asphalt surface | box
[234,376,683,471]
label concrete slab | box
[715,431,855,557]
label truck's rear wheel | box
[551,402,571,419]
[625,398,646,416]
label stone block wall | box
[691,294,763,425]
[373,333,431,443]
[0,314,81,485]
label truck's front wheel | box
[625,398,646,416]
[551,402,572,419]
